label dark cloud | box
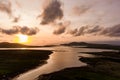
[0,26,19,35]
[68,24,120,37]
[0,26,39,36]
[74,27,87,36]
[87,25,102,34]
[12,16,20,23]
[68,28,77,35]
[53,21,71,35]
[53,23,66,35]
[20,26,39,35]
[100,24,120,37]
[68,25,102,36]
[40,0,63,25]
[68,26,88,36]
[0,0,12,16]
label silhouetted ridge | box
[61,42,120,50]
[0,42,28,48]
[61,42,88,46]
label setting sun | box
[17,34,28,43]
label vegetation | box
[0,50,52,80]
[39,45,120,80]
[1,42,120,80]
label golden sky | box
[0,0,120,45]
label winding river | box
[10,46,112,80]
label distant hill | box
[0,42,29,48]
[61,42,120,50]
[0,42,55,48]
[0,42,120,50]
[61,42,88,46]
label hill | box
[61,42,120,50]
[0,42,29,48]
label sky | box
[0,0,120,45]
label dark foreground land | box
[39,43,120,80]
[0,50,52,80]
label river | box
[11,46,112,80]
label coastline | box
[39,51,120,80]
[0,50,53,80]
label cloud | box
[100,24,120,37]
[0,26,19,35]
[0,26,39,36]
[72,5,91,16]
[68,26,88,36]
[0,0,21,23]
[68,28,77,35]
[74,27,87,36]
[53,21,71,35]
[40,0,63,25]
[53,23,66,35]
[20,26,39,35]
[0,0,12,17]
[68,24,120,37]
[87,25,102,34]
[12,15,20,23]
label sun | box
[16,34,28,43]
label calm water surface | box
[8,46,112,80]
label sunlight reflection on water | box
[3,46,114,80]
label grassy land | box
[39,51,120,80]
[0,50,52,80]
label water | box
[9,46,113,80]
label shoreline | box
[38,51,120,80]
[0,50,53,80]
